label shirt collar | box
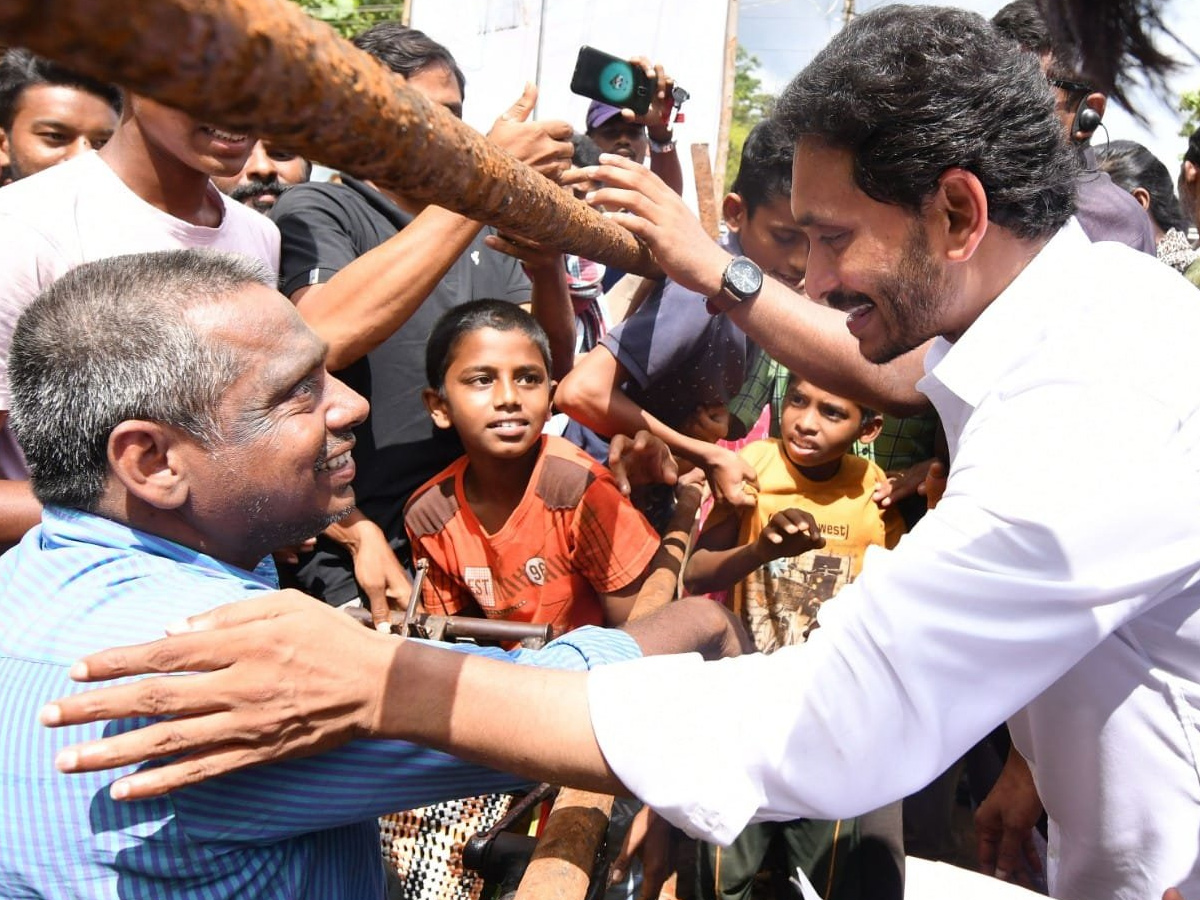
[39,505,279,587]
[920,220,1090,410]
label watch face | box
[726,257,763,298]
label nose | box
[796,406,820,435]
[326,373,369,432]
[802,246,838,302]
[242,141,278,182]
[493,376,519,407]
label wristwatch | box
[706,255,763,315]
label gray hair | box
[9,249,274,511]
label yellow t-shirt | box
[706,438,906,653]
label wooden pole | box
[713,0,740,197]
[0,0,657,277]
[690,142,720,240]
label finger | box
[61,622,259,683]
[500,82,538,123]
[52,704,247,777]
[995,827,1033,882]
[539,120,574,141]
[107,742,292,801]
[43,667,237,728]
[364,584,392,630]
[175,589,319,634]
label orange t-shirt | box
[405,436,660,633]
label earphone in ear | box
[1074,102,1102,135]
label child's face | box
[725,193,809,291]
[425,327,552,462]
[779,378,870,472]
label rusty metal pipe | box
[515,788,614,900]
[0,0,658,276]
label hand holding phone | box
[570,46,653,116]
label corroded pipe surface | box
[515,788,614,900]
[0,0,657,276]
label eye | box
[819,231,848,248]
[517,371,545,386]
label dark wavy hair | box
[1095,139,1188,234]
[731,119,794,216]
[774,5,1078,240]
[352,23,466,97]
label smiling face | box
[127,95,256,179]
[0,83,118,182]
[779,377,879,480]
[424,326,552,466]
[177,285,368,568]
[791,138,956,364]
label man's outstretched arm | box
[41,590,747,801]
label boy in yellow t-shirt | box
[683,371,906,900]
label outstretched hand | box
[39,590,396,800]
[563,154,727,296]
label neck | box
[797,456,844,483]
[93,492,264,572]
[99,125,221,227]
[461,443,541,531]
[941,230,1052,343]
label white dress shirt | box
[588,222,1200,900]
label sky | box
[738,0,1200,173]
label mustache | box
[229,178,289,203]
[315,431,356,470]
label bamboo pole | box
[0,0,657,276]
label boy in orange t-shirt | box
[405,299,660,636]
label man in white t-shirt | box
[0,92,279,548]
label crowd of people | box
[0,1,1199,899]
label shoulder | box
[740,438,782,471]
[535,436,604,510]
[405,460,466,536]
[271,181,371,227]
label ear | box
[722,193,748,232]
[422,387,454,431]
[546,379,559,419]
[856,413,884,446]
[1130,186,1152,212]
[107,420,190,510]
[0,129,10,171]
[1183,160,1199,189]
[932,168,988,264]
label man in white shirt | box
[40,7,1200,900]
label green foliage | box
[726,46,776,192]
[1182,88,1200,138]
[291,0,402,39]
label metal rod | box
[0,0,658,276]
[514,788,614,900]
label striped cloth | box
[0,506,640,900]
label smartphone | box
[570,46,653,116]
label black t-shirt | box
[271,178,530,599]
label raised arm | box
[574,154,931,416]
